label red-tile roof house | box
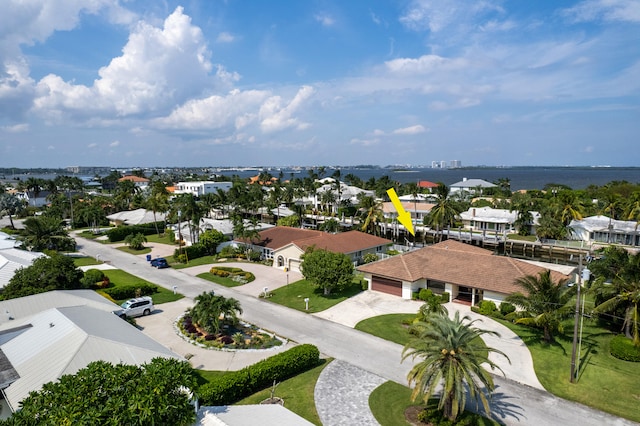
[236,227,391,272]
[418,180,439,189]
[357,239,571,304]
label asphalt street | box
[75,237,638,426]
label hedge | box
[609,335,640,362]
[107,222,164,242]
[198,344,320,405]
[102,283,158,300]
[173,243,208,262]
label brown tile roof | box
[118,175,149,183]
[418,181,439,188]
[243,227,391,254]
[357,240,569,295]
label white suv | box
[115,296,154,319]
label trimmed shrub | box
[106,223,163,242]
[610,335,640,362]
[441,292,450,303]
[500,302,516,316]
[478,300,498,315]
[173,243,208,261]
[198,344,320,405]
[81,269,105,289]
[419,288,434,302]
[102,283,158,300]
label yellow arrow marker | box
[386,188,415,236]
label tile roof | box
[245,227,391,254]
[357,240,570,295]
[118,175,149,183]
[418,180,439,188]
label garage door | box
[371,276,402,297]
[289,259,302,273]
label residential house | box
[174,218,274,246]
[450,178,496,195]
[459,207,540,235]
[569,215,640,247]
[237,227,391,272]
[382,201,435,226]
[0,290,180,414]
[299,178,374,213]
[0,232,46,289]
[357,240,571,303]
[173,181,233,197]
[417,180,439,192]
[106,208,166,226]
[118,175,150,190]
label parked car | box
[150,257,169,268]
[114,296,154,319]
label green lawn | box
[73,256,101,267]
[170,255,218,269]
[98,269,184,305]
[369,381,501,426]
[197,272,244,287]
[145,233,175,245]
[355,314,416,345]
[497,318,640,423]
[267,279,363,313]
[117,246,152,255]
[236,359,330,425]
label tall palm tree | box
[189,292,243,335]
[427,183,459,242]
[25,177,44,207]
[510,192,534,236]
[505,270,573,343]
[147,181,170,235]
[22,216,75,251]
[402,311,508,422]
[357,194,383,235]
[0,193,25,229]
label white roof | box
[197,405,315,426]
[0,246,46,289]
[459,207,541,225]
[0,291,180,412]
[451,178,497,188]
[106,208,166,225]
[570,215,640,233]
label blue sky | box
[0,0,638,168]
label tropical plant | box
[358,194,383,235]
[505,270,573,343]
[590,247,640,346]
[146,181,170,235]
[3,253,84,299]
[21,216,75,251]
[402,311,508,422]
[189,292,243,335]
[124,232,147,250]
[0,193,25,229]
[426,183,460,242]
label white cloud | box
[2,123,28,133]
[155,89,270,130]
[399,0,505,33]
[33,7,217,119]
[216,32,236,43]
[393,125,427,135]
[314,13,336,27]
[562,0,640,23]
[259,85,315,133]
[110,140,120,147]
[350,138,380,147]
[88,142,98,148]
[385,55,467,74]
[372,129,385,136]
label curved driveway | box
[75,237,637,426]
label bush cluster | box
[81,268,105,288]
[609,335,640,362]
[209,267,255,282]
[102,283,158,300]
[107,223,163,242]
[198,344,320,405]
[470,300,515,320]
[173,243,209,262]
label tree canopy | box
[2,358,197,426]
[2,253,84,300]
[300,247,354,295]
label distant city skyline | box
[1,1,639,168]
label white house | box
[569,215,640,247]
[0,290,181,413]
[450,178,496,195]
[459,207,540,235]
[0,232,46,289]
[173,181,233,197]
[106,208,166,226]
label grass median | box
[266,279,363,313]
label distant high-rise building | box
[440,160,447,169]
[431,161,440,169]
[450,160,461,168]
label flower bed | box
[176,314,284,351]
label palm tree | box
[147,181,170,235]
[0,193,25,229]
[189,292,243,335]
[590,247,640,346]
[505,270,573,343]
[427,183,459,242]
[22,216,75,251]
[402,311,508,422]
[510,192,534,236]
[25,177,44,207]
[357,194,383,235]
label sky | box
[0,0,639,168]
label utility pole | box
[570,253,590,383]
